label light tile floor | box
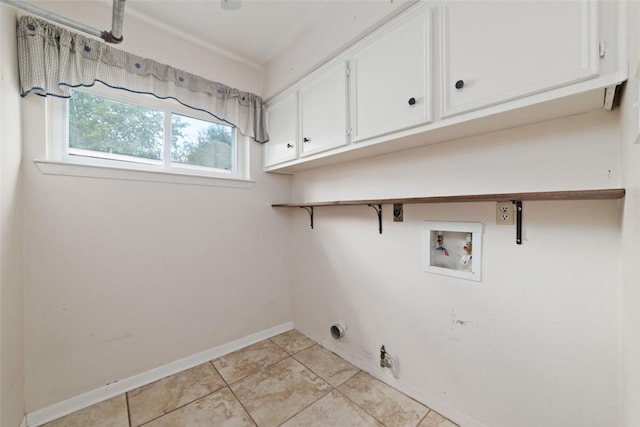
[42,330,459,427]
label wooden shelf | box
[273,189,625,243]
[272,189,625,207]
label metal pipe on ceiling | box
[0,0,127,44]
[105,0,126,43]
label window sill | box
[34,160,255,189]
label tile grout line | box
[264,335,333,426]
[206,336,313,426]
[270,349,334,427]
[136,333,321,427]
[332,386,390,427]
[226,386,259,427]
[267,337,288,354]
[220,354,290,386]
[338,377,437,427]
[224,343,433,427]
[209,359,260,427]
[417,409,433,427]
[135,386,225,427]
[275,384,333,427]
[290,344,387,425]
[43,331,456,427]
[291,345,362,389]
[223,383,260,426]
[270,334,383,426]
[219,333,329,426]
[214,339,292,386]
[124,350,288,427]
[133,362,228,427]
[125,392,133,427]
[268,336,315,357]
[273,342,362,426]
[130,332,445,427]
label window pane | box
[68,91,163,161]
[171,114,234,171]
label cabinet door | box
[351,6,432,143]
[440,1,598,117]
[299,61,348,157]
[264,92,298,167]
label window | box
[44,86,250,186]
[68,91,165,166]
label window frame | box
[45,85,252,187]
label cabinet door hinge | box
[345,68,350,78]
[346,128,353,136]
[599,41,606,58]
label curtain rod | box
[0,0,126,43]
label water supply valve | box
[380,345,393,368]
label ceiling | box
[23,0,406,70]
[122,0,348,68]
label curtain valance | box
[16,15,269,143]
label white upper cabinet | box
[440,0,599,117]
[264,92,298,168]
[299,61,349,157]
[351,6,432,143]
[263,0,626,173]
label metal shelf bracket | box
[368,204,383,234]
[512,200,523,244]
[274,189,625,242]
[301,206,314,229]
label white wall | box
[20,3,293,412]
[619,1,640,425]
[263,2,638,425]
[289,110,623,427]
[0,4,26,427]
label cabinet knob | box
[408,97,416,106]
[303,137,310,143]
[455,80,465,89]
[287,143,293,148]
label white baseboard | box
[20,415,27,427]
[26,321,293,427]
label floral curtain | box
[16,15,269,143]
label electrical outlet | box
[496,202,514,225]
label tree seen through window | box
[68,90,234,171]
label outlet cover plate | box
[393,204,403,222]
[496,202,514,225]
